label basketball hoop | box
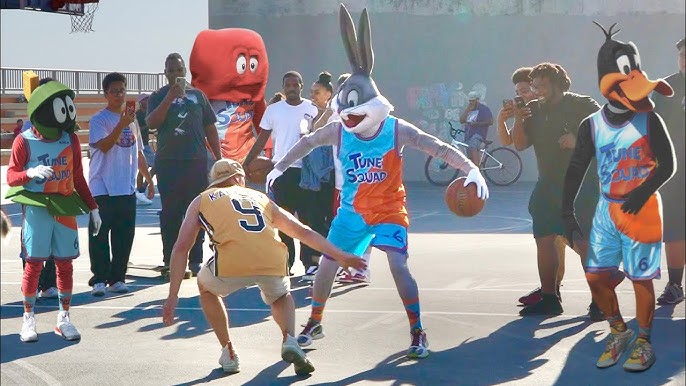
[63,0,100,33]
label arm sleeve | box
[6,135,31,187]
[70,133,97,210]
[396,120,478,173]
[635,111,676,195]
[562,118,595,215]
[273,122,339,172]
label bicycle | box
[424,121,523,186]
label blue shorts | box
[21,205,80,261]
[465,133,485,151]
[324,209,408,259]
[586,194,662,280]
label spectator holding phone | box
[459,91,493,165]
[497,67,536,146]
[146,53,221,276]
[88,72,155,296]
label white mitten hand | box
[464,168,490,200]
[26,165,53,180]
[90,208,102,236]
[265,169,283,195]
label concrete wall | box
[209,0,685,182]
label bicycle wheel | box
[481,147,523,186]
[424,156,459,186]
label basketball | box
[445,177,485,217]
[246,156,274,184]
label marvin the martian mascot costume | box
[561,23,675,372]
[6,72,101,343]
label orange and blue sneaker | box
[407,328,429,359]
[623,338,656,372]
[596,328,634,368]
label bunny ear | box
[357,8,374,75]
[340,4,363,72]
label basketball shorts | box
[528,180,597,239]
[586,194,662,280]
[197,265,289,305]
[324,208,408,259]
[21,205,79,261]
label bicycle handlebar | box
[447,121,464,139]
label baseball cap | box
[208,159,245,188]
[468,91,480,100]
[137,93,150,102]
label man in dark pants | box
[147,53,221,276]
[88,72,155,295]
[511,62,615,319]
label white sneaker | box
[55,311,80,341]
[108,281,129,293]
[218,343,240,373]
[40,287,59,299]
[135,191,153,206]
[282,335,315,375]
[20,312,38,343]
[91,282,106,297]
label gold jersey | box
[198,186,288,277]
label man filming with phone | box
[147,53,221,277]
[459,91,493,165]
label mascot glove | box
[562,212,582,251]
[464,169,489,200]
[26,165,53,180]
[90,208,102,236]
[265,169,284,196]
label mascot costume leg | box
[6,72,101,343]
[562,22,675,372]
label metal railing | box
[1,67,166,95]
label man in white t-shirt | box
[88,72,155,296]
[243,71,319,274]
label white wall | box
[0,0,208,73]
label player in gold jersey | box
[162,158,366,376]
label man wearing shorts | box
[162,159,365,376]
[562,28,675,371]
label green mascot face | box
[27,81,77,139]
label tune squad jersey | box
[198,185,288,277]
[338,116,408,227]
[587,109,662,279]
[21,129,74,195]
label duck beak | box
[600,70,674,112]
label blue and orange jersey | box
[592,109,656,201]
[21,128,75,195]
[338,116,408,227]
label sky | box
[0,0,208,73]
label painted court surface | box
[1,167,684,385]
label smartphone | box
[176,77,187,92]
[502,99,511,107]
[126,100,136,114]
[514,96,525,109]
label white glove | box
[26,165,53,180]
[90,208,102,236]
[464,168,489,200]
[265,168,283,194]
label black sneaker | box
[588,301,605,322]
[657,282,685,305]
[519,294,563,316]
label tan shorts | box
[196,264,290,305]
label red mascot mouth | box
[343,114,366,128]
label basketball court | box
[1,167,684,385]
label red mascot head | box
[190,28,269,102]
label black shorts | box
[528,180,597,239]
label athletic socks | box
[638,326,651,342]
[403,297,423,331]
[607,314,627,333]
[310,296,326,323]
[668,267,684,286]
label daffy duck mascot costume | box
[6,73,101,343]
[562,23,675,372]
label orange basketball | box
[445,177,485,217]
[246,156,274,184]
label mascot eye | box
[633,54,641,72]
[52,98,67,123]
[236,55,247,74]
[65,95,76,120]
[616,55,632,75]
[249,57,258,72]
[346,90,359,108]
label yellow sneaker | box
[623,338,656,372]
[596,328,634,368]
